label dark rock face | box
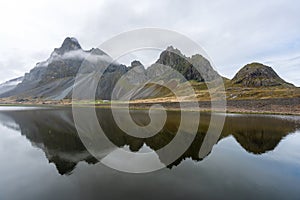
[127,61,147,84]
[96,64,128,100]
[153,46,219,82]
[232,62,294,87]
[54,37,82,55]
[130,60,144,69]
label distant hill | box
[0,77,23,96]
[232,62,294,87]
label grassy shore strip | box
[0,101,299,116]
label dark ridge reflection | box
[0,107,299,175]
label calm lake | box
[0,106,300,200]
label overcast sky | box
[0,0,300,85]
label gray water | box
[0,106,300,200]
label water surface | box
[0,107,299,200]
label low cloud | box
[35,49,114,68]
[61,50,113,63]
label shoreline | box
[0,97,300,116]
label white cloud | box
[60,50,112,63]
[0,0,299,85]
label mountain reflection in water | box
[0,107,299,175]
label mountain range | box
[0,37,298,102]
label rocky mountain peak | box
[156,46,186,67]
[54,37,82,55]
[130,60,144,68]
[153,46,219,82]
[232,62,294,87]
[128,61,145,75]
[88,48,106,55]
[166,46,182,54]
